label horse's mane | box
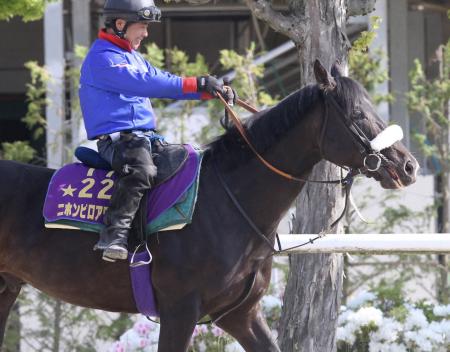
[205,84,322,168]
[204,77,371,169]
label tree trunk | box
[279,164,345,352]
[277,1,348,351]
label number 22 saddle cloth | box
[43,143,203,235]
[43,143,203,318]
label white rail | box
[277,234,450,254]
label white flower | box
[337,325,356,345]
[120,329,148,350]
[351,307,383,328]
[430,320,450,343]
[404,330,433,352]
[370,317,402,343]
[337,306,382,346]
[196,341,206,352]
[369,341,407,352]
[338,309,352,325]
[434,305,450,317]
[347,291,377,309]
[225,341,245,352]
[404,307,428,330]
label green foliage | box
[96,313,133,341]
[74,45,88,60]
[1,141,36,162]
[3,304,21,352]
[416,300,438,322]
[0,0,56,21]
[189,328,234,352]
[220,42,278,108]
[143,44,210,143]
[347,183,435,234]
[22,61,50,140]
[0,60,49,163]
[349,17,393,105]
[143,43,165,70]
[67,45,88,116]
[18,288,122,351]
[167,47,208,77]
[370,279,405,312]
[141,43,277,144]
[407,44,450,168]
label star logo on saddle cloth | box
[61,184,77,197]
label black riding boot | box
[94,133,156,261]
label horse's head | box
[314,60,418,189]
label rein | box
[215,91,361,254]
[217,93,347,185]
[205,89,387,324]
[215,89,398,255]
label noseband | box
[320,92,388,174]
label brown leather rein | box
[217,93,354,185]
[214,92,355,256]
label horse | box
[0,60,418,351]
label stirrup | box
[130,242,152,268]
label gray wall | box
[388,1,450,172]
[0,18,44,94]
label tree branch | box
[244,0,306,42]
[346,0,376,17]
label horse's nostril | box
[404,160,414,175]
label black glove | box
[197,76,224,96]
[222,86,238,105]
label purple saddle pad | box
[43,144,200,230]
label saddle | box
[44,143,203,235]
[75,141,189,187]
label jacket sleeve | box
[86,50,208,100]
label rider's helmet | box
[103,0,162,38]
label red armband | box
[182,77,198,94]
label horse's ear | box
[331,60,345,78]
[314,59,336,89]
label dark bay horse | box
[0,61,418,351]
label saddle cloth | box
[43,144,203,235]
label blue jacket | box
[79,30,203,140]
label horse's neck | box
[222,103,323,234]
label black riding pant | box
[94,132,157,250]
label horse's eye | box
[353,110,365,120]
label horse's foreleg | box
[157,297,200,352]
[214,304,280,352]
[0,276,22,348]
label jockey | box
[79,0,233,262]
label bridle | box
[205,88,398,324]
[218,88,393,184]
[322,91,392,175]
[215,87,398,254]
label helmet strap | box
[111,19,130,39]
